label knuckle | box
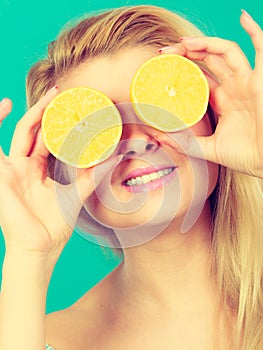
[227,40,240,51]
[15,118,26,130]
[204,55,214,65]
[15,115,38,133]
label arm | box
[0,250,56,349]
[0,89,61,350]
[0,91,119,349]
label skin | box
[0,10,263,350]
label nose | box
[118,123,159,158]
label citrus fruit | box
[42,87,122,168]
[130,54,209,132]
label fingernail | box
[241,9,252,19]
[171,132,191,151]
[0,98,8,106]
[158,46,172,53]
[46,85,59,95]
[0,98,8,127]
[179,37,194,41]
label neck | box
[113,202,219,314]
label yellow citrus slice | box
[42,87,122,168]
[130,54,209,132]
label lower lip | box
[123,168,178,193]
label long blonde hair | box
[26,5,263,349]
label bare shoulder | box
[46,308,77,348]
[45,293,104,349]
[45,265,121,350]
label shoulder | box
[46,293,105,349]
[45,265,120,349]
[46,300,105,349]
[46,308,82,349]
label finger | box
[30,126,49,158]
[158,43,187,56]
[180,36,251,73]
[0,98,12,124]
[74,155,123,203]
[171,48,235,83]
[9,85,59,157]
[175,132,217,163]
[0,146,6,160]
[158,47,220,103]
[240,10,263,73]
[158,44,214,72]
[201,53,234,82]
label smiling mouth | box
[123,167,176,187]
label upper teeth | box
[125,168,174,186]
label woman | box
[0,5,263,349]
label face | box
[59,47,219,244]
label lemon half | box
[130,54,209,132]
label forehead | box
[59,47,157,103]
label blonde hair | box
[26,5,263,349]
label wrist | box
[2,247,60,286]
[0,248,52,350]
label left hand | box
[160,10,263,178]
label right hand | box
[0,87,119,256]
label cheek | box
[191,113,219,195]
[207,161,219,197]
[191,113,213,136]
[183,156,218,203]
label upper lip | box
[122,165,177,183]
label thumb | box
[75,155,123,203]
[174,132,216,162]
[56,155,123,229]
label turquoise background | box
[0,0,262,313]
